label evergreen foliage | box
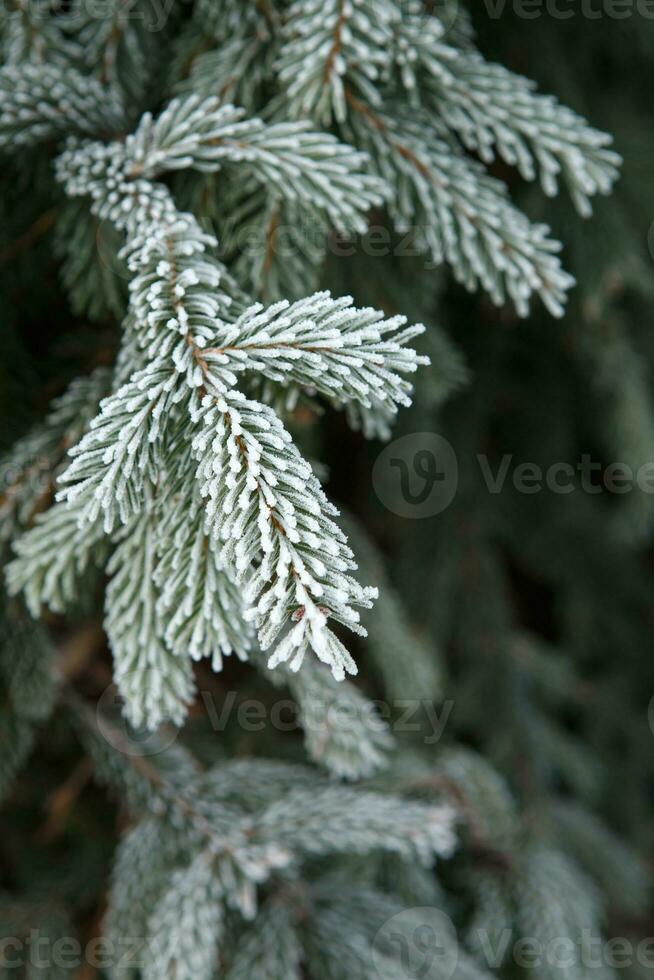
[0,2,652,979]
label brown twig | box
[38,757,94,843]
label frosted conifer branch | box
[6,500,107,616]
[56,360,183,533]
[100,752,457,921]
[0,12,639,980]
[0,595,56,802]
[249,785,457,863]
[0,63,125,148]
[192,387,376,680]
[56,98,385,239]
[273,0,619,314]
[277,0,399,124]
[82,718,458,970]
[56,139,181,233]
[513,848,607,980]
[202,291,428,411]
[120,95,387,231]
[0,368,110,550]
[346,101,576,316]
[261,654,394,779]
[11,206,424,699]
[68,0,164,107]
[144,856,225,980]
[103,817,196,974]
[393,21,621,215]
[173,0,279,110]
[4,0,623,738]
[224,903,303,980]
[153,459,254,669]
[125,220,418,684]
[104,507,197,729]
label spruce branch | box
[92,93,387,232]
[104,505,197,729]
[0,63,125,147]
[0,594,56,802]
[153,457,254,669]
[224,903,304,980]
[55,361,181,533]
[394,22,621,215]
[0,368,110,550]
[7,499,107,616]
[201,291,427,409]
[277,0,399,124]
[345,96,576,316]
[192,386,376,681]
[144,855,225,980]
[261,653,394,779]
